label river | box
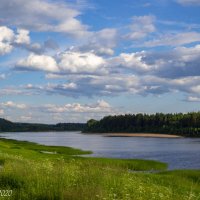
[0,131,200,170]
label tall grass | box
[0,139,200,200]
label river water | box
[0,131,200,170]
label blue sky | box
[0,0,200,123]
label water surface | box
[0,131,200,170]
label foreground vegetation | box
[0,139,200,199]
[85,112,200,136]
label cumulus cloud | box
[14,43,200,99]
[44,100,111,114]
[21,65,200,99]
[126,15,156,40]
[16,50,106,74]
[35,99,117,122]
[0,26,46,55]
[2,72,200,107]
[109,51,155,73]
[24,82,79,97]
[0,99,116,123]
[15,29,30,45]
[16,53,59,72]
[108,44,200,78]
[0,0,89,37]
[74,28,118,56]
[58,51,106,73]
[0,26,14,55]
[142,44,200,78]
[0,42,13,55]
[13,28,58,54]
[0,26,14,42]
[23,74,140,97]
[21,39,59,55]
[139,75,200,96]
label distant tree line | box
[84,112,200,136]
[0,118,86,132]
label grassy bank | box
[0,138,200,200]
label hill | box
[0,118,85,132]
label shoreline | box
[104,133,183,138]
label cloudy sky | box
[0,0,200,123]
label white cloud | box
[23,74,140,97]
[170,76,200,86]
[109,44,200,78]
[1,101,27,109]
[97,100,110,108]
[0,26,48,55]
[75,28,118,56]
[45,74,65,79]
[16,53,59,72]
[12,43,200,99]
[0,0,89,37]
[53,19,89,38]
[147,44,200,78]
[58,51,106,73]
[176,0,200,5]
[60,83,77,89]
[186,96,200,102]
[0,26,41,55]
[0,42,13,55]
[90,28,117,56]
[0,88,27,96]
[0,99,118,123]
[109,51,155,72]
[0,26,14,55]
[126,15,156,40]
[15,29,30,45]
[0,26,14,42]
[142,32,200,47]
[44,100,112,114]
[16,50,107,74]
[24,82,78,97]
[190,85,200,93]
[3,72,200,104]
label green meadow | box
[0,138,200,200]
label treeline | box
[0,118,86,132]
[84,112,200,136]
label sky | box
[0,0,200,123]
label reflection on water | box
[0,131,200,169]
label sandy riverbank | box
[104,133,182,138]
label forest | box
[1,112,200,136]
[0,118,85,132]
[84,112,200,136]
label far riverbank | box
[104,133,182,138]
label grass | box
[0,138,199,200]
